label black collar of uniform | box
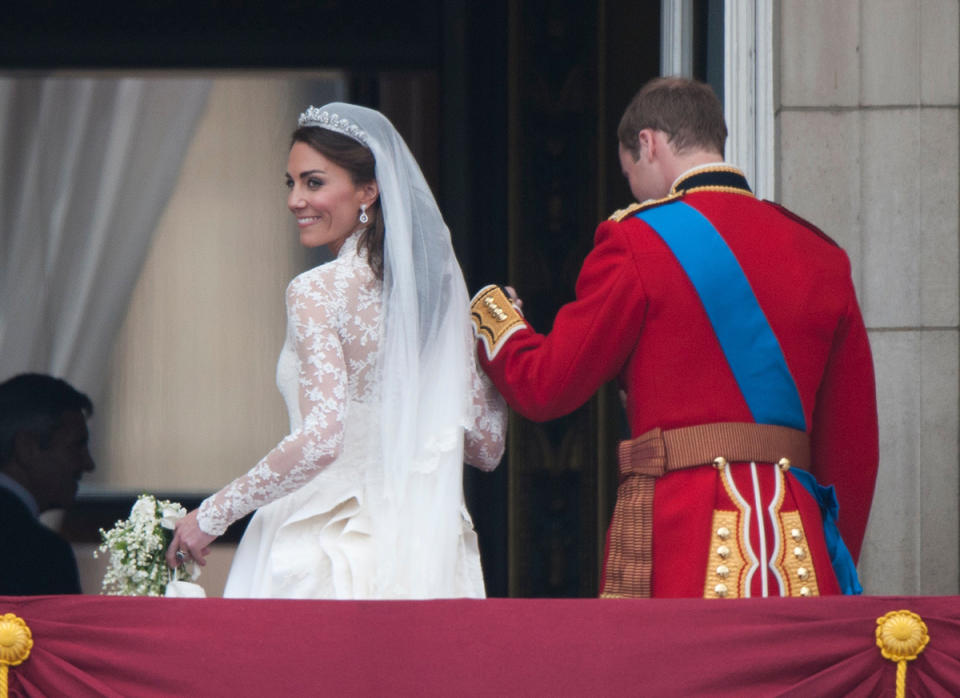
[670,165,753,196]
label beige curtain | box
[0,76,211,397]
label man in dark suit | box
[0,373,96,595]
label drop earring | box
[359,204,369,224]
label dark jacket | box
[0,486,82,595]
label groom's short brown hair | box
[618,77,727,159]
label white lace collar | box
[336,228,365,259]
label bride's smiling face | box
[285,141,378,254]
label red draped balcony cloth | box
[1,595,959,696]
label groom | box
[472,77,878,598]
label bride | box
[166,103,507,599]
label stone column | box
[777,0,960,594]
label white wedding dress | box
[198,232,507,598]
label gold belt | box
[601,422,810,598]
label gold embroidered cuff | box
[470,284,526,361]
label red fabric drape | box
[2,595,958,697]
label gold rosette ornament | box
[0,613,33,698]
[875,610,929,698]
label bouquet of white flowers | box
[95,493,204,597]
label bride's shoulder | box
[285,257,372,306]
[292,261,333,284]
[285,263,332,305]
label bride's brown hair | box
[291,126,385,279]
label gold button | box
[797,567,808,580]
[714,583,728,597]
[716,527,730,540]
[716,565,729,578]
[717,545,730,559]
[799,586,811,597]
[713,456,728,470]
[778,457,791,471]
[793,547,806,560]
[791,528,802,541]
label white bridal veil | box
[300,103,473,598]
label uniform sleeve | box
[809,270,879,562]
[197,278,347,537]
[478,220,647,422]
[463,352,507,471]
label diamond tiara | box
[297,106,368,145]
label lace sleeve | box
[197,274,347,536]
[464,352,507,471]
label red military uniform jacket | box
[473,165,878,598]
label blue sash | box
[635,201,861,594]
[789,469,863,594]
[636,201,805,430]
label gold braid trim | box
[681,185,756,198]
[777,511,820,597]
[607,193,683,222]
[702,510,746,598]
[608,201,644,221]
[610,165,752,223]
[470,285,526,361]
[670,163,745,190]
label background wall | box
[777,0,960,594]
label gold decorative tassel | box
[875,610,930,698]
[0,614,33,698]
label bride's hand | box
[165,509,215,568]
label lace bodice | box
[198,234,507,536]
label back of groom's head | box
[617,76,727,159]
